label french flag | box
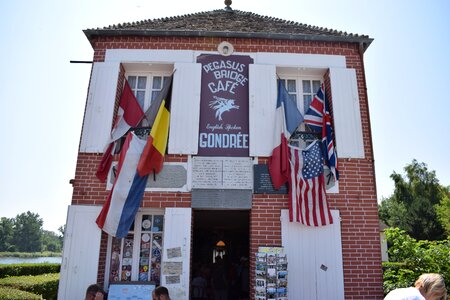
[268,80,303,189]
[96,132,149,238]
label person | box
[384,273,447,300]
[152,286,171,300]
[85,284,105,300]
[211,257,228,300]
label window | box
[127,73,171,126]
[107,210,164,285]
[279,76,323,147]
[279,78,322,115]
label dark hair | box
[154,286,169,296]
[86,284,104,297]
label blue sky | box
[0,0,449,232]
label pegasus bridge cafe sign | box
[197,54,254,156]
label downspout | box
[358,42,378,200]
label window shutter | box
[329,68,365,158]
[168,63,202,154]
[58,205,102,300]
[161,208,192,300]
[249,64,277,156]
[80,62,120,153]
[281,209,344,300]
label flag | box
[137,76,173,176]
[96,132,149,238]
[269,79,303,189]
[289,141,333,226]
[96,80,145,182]
[304,83,339,181]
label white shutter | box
[58,205,102,300]
[249,64,277,156]
[161,208,192,300]
[168,63,202,155]
[329,68,364,158]
[281,209,344,300]
[80,62,120,153]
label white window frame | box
[104,208,165,289]
[126,72,172,113]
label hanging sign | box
[197,54,253,156]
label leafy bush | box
[0,263,60,278]
[0,287,42,300]
[0,273,59,300]
[383,227,450,295]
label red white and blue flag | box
[289,140,333,226]
[304,83,339,182]
[96,80,145,182]
[269,80,303,189]
[96,132,149,238]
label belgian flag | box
[137,76,173,176]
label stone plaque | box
[192,157,253,189]
[253,164,288,194]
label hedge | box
[0,264,60,278]
[0,273,59,300]
[0,287,42,300]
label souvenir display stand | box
[255,246,288,300]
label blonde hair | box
[414,273,447,299]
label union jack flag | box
[289,141,333,226]
[304,83,339,181]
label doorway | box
[191,210,250,300]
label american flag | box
[304,84,339,182]
[289,141,333,226]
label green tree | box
[12,211,43,252]
[379,160,446,240]
[41,230,62,252]
[435,185,450,236]
[383,228,450,295]
[0,217,14,251]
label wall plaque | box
[192,156,253,189]
[253,164,288,194]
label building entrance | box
[191,210,250,300]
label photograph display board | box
[255,246,288,300]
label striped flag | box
[96,80,144,182]
[137,75,173,176]
[304,83,339,182]
[96,132,149,238]
[289,140,333,226]
[269,79,303,189]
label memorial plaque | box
[192,157,253,189]
[108,163,187,190]
[253,164,288,194]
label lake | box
[0,257,62,264]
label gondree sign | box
[197,54,254,156]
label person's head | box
[85,284,105,300]
[414,273,447,300]
[152,286,170,300]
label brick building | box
[58,4,383,300]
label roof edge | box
[83,29,373,51]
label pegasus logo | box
[209,96,239,121]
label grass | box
[0,252,61,258]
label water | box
[0,256,61,264]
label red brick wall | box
[73,36,383,299]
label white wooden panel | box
[281,209,344,300]
[255,52,346,69]
[162,208,192,300]
[329,68,365,158]
[248,64,277,156]
[105,49,195,63]
[168,63,202,154]
[58,205,102,300]
[80,62,120,152]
